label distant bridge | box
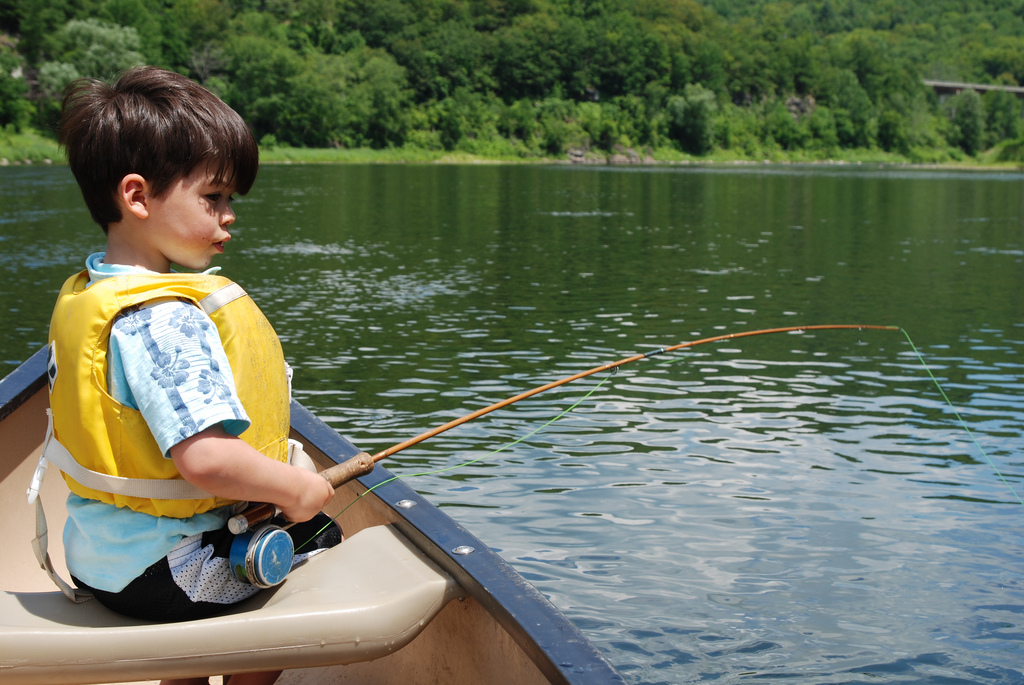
[924,80,1024,116]
[924,79,1024,106]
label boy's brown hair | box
[58,66,259,231]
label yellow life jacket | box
[47,270,291,518]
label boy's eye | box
[206,193,234,203]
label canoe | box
[0,347,624,685]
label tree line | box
[2,0,1024,161]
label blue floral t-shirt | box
[63,253,253,592]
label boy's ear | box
[119,174,151,220]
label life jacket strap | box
[41,411,217,500]
[28,410,92,602]
[198,282,247,314]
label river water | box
[2,163,1023,683]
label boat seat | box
[0,524,463,685]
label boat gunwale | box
[0,347,47,423]
[2,347,624,685]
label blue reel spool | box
[230,524,294,589]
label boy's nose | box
[221,207,236,226]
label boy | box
[44,66,338,684]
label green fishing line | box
[900,327,1024,506]
[297,326,1020,551]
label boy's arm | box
[170,425,334,523]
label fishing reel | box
[229,523,294,589]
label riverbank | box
[3,128,1022,171]
[0,129,61,166]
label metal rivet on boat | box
[395,499,417,509]
[452,545,475,555]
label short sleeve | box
[109,298,251,456]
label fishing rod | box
[228,323,899,533]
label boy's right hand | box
[277,467,335,523]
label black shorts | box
[74,513,342,623]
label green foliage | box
[764,100,809,150]
[221,30,303,138]
[15,0,103,63]
[713,102,765,156]
[492,12,577,100]
[37,18,144,95]
[25,17,144,131]
[877,108,908,153]
[0,44,32,130]
[994,136,1024,163]
[424,87,493,150]
[806,105,839,151]
[337,47,413,147]
[535,97,588,154]
[814,67,876,147]
[978,36,1024,84]
[4,0,1024,159]
[667,83,717,154]
[0,125,63,162]
[983,89,1023,147]
[946,89,986,155]
[281,54,348,147]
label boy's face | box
[139,168,237,272]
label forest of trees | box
[3,0,1024,161]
